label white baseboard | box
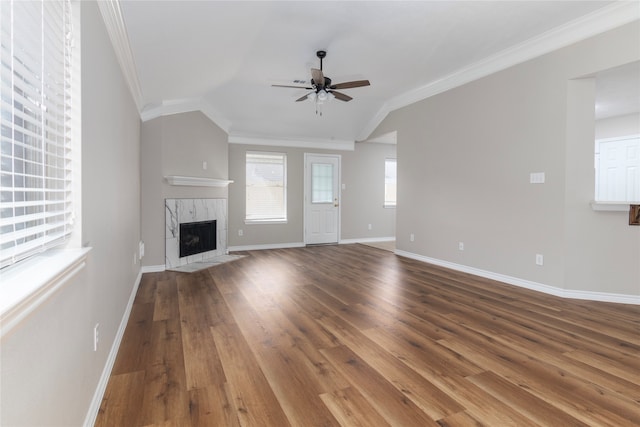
[83,268,144,427]
[141,264,165,273]
[228,242,306,252]
[340,237,395,244]
[395,250,639,305]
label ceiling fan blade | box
[295,93,310,102]
[331,91,353,102]
[311,68,325,88]
[330,80,370,90]
[272,84,314,89]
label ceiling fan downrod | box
[317,50,326,71]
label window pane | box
[246,152,287,221]
[0,0,74,268]
[311,163,333,203]
[384,158,397,207]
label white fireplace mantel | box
[164,175,233,187]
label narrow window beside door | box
[384,158,397,208]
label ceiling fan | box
[272,50,370,114]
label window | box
[595,136,640,202]
[311,163,333,203]
[1,0,75,269]
[384,158,397,207]
[246,151,287,222]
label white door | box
[596,136,640,201]
[304,154,340,245]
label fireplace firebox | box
[179,220,217,258]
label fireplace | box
[179,220,217,258]
[165,198,227,269]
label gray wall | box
[141,111,229,267]
[369,22,640,297]
[341,142,396,240]
[596,113,640,139]
[0,2,142,425]
[227,142,396,248]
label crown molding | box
[96,0,144,111]
[358,2,640,141]
[140,97,201,121]
[362,130,397,145]
[140,97,231,132]
[228,135,355,151]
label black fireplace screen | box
[179,220,217,258]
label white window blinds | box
[1,0,74,268]
[246,152,287,221]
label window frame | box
[245,151,288,224]
[0,0,86,337]
[384,158,397,208]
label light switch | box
[530,172,545,184]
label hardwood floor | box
[95,244,640,426]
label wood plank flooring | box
[95,244,640,426]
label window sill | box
[0,247,91,338]
[590,201,637,212]
[244,219,288,225]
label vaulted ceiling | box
[112,1,638,145]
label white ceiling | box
[117,1,637,144]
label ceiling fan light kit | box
[273,50,370,116]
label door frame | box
[303,153,342,245]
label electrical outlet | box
[139,241,145,259]
[202,161,208,170]
[367,224,372,231]
[93,323,99,351]
[238,229,244,237]
[536,254,544,266]
[459,242,464,251]
[410,233,415,242]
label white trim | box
[244,219,288,225]
[362,131,397,145]
[139,97,232,133]
[83,269,144,427]
[164,175,234,187]
[304,153,342,245]
[357,2,640,141]
[141,264,166,273]
[229,135,355,151]
[596,134,640,144]
[395,250,639,305]
[340,237,395,244]
[140,97,202,121]
[228,242,305,252]
[590,201,637,212]
[96,0,144,111]
[0,248,92,338]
